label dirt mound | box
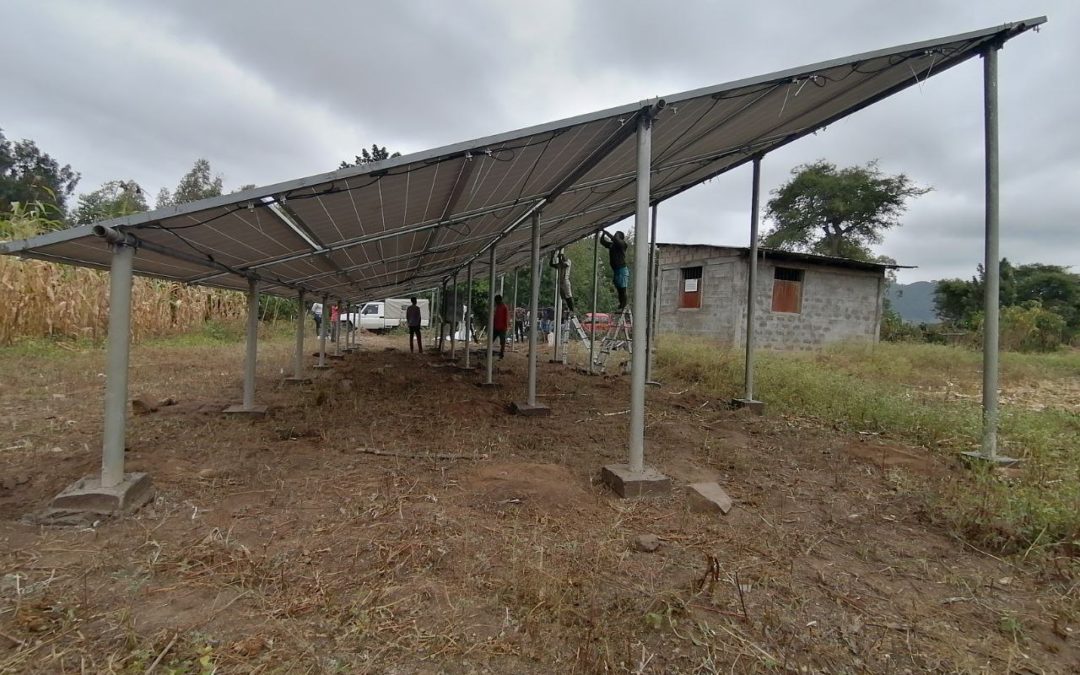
[461,462,590,511]
[841,441,944,477]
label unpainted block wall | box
[658,245,884,350]
[657,248,740,342]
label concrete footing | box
[222,404,269,416]
[960,451,1020,467]
[510,401,551,416]
[731,398,765,415]
[601,464,672,498]
[49,473,153,515]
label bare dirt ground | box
[0,332,1076,673]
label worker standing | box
[599,231,628,310]
[549,249,575,312]
[492,294,510,359]
[406,297,423,354]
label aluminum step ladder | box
[593,308,632,373]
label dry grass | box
[0,333,1077,672]
[0,256,247,345]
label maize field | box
[0,255,247,345]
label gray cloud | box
[0,0,1073,283]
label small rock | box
[687,482,733,514]
[633,534,661,553]
[198,468,224,480]
[158,397,178,407]
[131,398,158,415]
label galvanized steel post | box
[318,293,328,368]
[100,242,135,488]
[628,113,652,474]
[486,246,497,384]
[981,45,1001,459]
[333,298,341,356]
[464,263,473,368]
[293,289,306,379]
[646,204,658,382]
[527,211,542,406]
[511,269,520,352]
[552,262,562,362]
[744,157,762,401]
[589,232,599,374]
[242,278,259,409]
[450,275,458,359]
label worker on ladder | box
[599,230,628,311]
[549,249,575,312]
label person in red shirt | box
[492,294,510,359]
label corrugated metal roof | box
[0,17,1043,302]
[657,243,915,272]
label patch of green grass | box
[657,338,1080,553]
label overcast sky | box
[1,1,1073,283]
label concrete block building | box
[656,243,896,349]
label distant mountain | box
[886,281,939,324]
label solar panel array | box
[1,18,1043,305]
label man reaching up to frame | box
[599,230,629,311]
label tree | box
[0,129,80,223]
[934,259,1080,344]
[340,145,400,169]
[763,160,929,260]
[73,180,148,224]
[157,159,224,207]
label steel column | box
[511,270,520,352]
[242,279,259,409]
[981,45,1001,459]
[646,204,659,382]
[628,114,652,474]
[464,263,473,368]
[100,242,134,488]
[744,157,762,401]
[450,275,458,359]
[486,246,497,384]
[527,211,542,407]
[293,289,306,378]
[318,294,328,368]
[589,233,599,374]
[552,263,563,362]
[333,299,341,356]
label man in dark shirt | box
[599,230,629,310]
[406,297,423,353]
[492,294,510,359]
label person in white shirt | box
[311,302,323,336]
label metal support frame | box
[333,298,342,356]
[589,233,599,374]
[293,289,306,378]
[646,204,659,383]
[485,246,497,384]
[463,263,474,368]
[628,114,653,474]
[317,293,329,368]
[552,258,563,362]
[100,242,135,487]
[527,211,542,406]
[450,274,459,359]
[242,279,260,407]
[979,44,1006,462]
[744,157,762,402]
[511,269,520,351]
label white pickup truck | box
[341,298,430,332]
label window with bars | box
[680,266,702,309]
[771,267,804,313]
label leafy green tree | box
[0,129,80,224]
[763,160,929,260]
[156,159,224,207]
[934,259,1080,344]
[73,180,148,224]
[340,145,401,169]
